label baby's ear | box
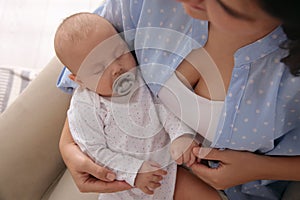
[68,74,84,86]
[68,74,76,81]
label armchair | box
[0,56,298,200]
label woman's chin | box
[183,4,208,20]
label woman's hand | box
[191,146,300,190]
[59,118,132,193]
[190,147,264,190]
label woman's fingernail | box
[106,173,115,181]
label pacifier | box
[112,72,136,96]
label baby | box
[54,12,198,199]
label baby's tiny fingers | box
[186,153,196,167]
[183,152,191,164]
[152,175,163,182]
[154,169,167,176]
[142,186,154,195]
[176,156,183,165]
[148,182,161,190]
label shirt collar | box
[234,26,287,66]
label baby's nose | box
[113,65,124,76]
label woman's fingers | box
[190,161,211,176]
[85,160,116,182]
[78,176,132,193]
[193,147,223,161]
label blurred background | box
[0,0,103,71]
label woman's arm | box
[191,147,300,190]
[59,118,131,193]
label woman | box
[58,0,300,199]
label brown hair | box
[260,0,300,76]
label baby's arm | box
[68,88,166,193]
[68,88,142,187]
[156,98,199,166]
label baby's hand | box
[170,135,198,167]
[134,161,167,195]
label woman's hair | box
[260,0,300,76]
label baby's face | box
[95,47,137,96]
[76,35,137,96]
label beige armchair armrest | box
[0,57,71,200]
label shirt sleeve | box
[68,88,144,186]
[56,67,77,94]
[154,97,196,142]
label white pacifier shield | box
[112,72,136,96]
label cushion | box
[0,66,38,113]
[0,57,71,200]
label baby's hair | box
[54,12,103,67]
